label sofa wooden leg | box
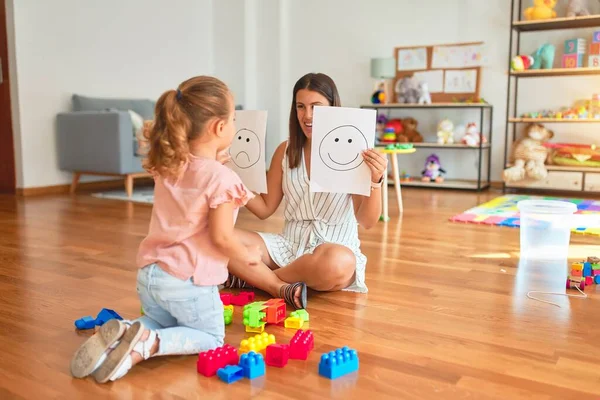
[124,175,133,198]
[70,173,81,195]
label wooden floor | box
[0,188,599,399]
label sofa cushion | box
[72,94,155,120]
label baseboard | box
[17,178,154,197]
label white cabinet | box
[584,173,600,192]
[506,171,583,191]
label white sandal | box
[105,328,158,382]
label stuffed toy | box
[503,123,554,182]
[395,76,419,103]
[421,154,446,183]
[511,55,534,71]
[418,82,431,105]
[567,0,591,17]
[399,117,423,143]
[524,0,557,20]
[371,82,386,104]
[460,123,487,147]
[530,43,555,69]
[376,114,388,137]
[437,119,455,144]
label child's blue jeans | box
[133,263,224,356]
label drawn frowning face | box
[318,125,368,171]
[229,128,261,169]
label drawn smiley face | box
[229,128,261,169]
[318,125,368,171]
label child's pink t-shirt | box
[136,155,254,286]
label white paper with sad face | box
[226,110,268,194]
[310,106,376,196]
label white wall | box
[213,0,245,103]
[10,0,214,188]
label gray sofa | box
[57,94,156,197]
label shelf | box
[397,179,489,190]
[510,67,600,77]
[506,164,600,173]
[509,118,600,123]
[377,142,490,150]
[512,15,600,32]
[361,102,492,109]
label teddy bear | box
[567,0,591,17]
[437,119,455,144]
[417,82,431,105]
[397,117,423,143]
[395,76,419,103]
[503,123,554,182]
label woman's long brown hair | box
[287,73,341,169]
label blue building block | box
[595,276,600,284]
[583,262,592,277]
[239,351,265,379]
[318,346,359,379]
[74,316,96,330]
[95,308,123,326]
[217,365,244,384]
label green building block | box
[224,308,233,325]
[290,309,309,322]
[243,307,266,327]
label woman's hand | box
[362,149,388,183]
[217,148,232,165]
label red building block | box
[289,329,314,360]
[197,344,239,377]
[220,293,232,306]
[231,291,255,306]
[264,298,286,324]
[265,344,289,368]
[571,269,583,277]
[585,276,594,286]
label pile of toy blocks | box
[590,31,600,68]
[567,256,600,290]
[242,299,286,333]
[563,38,586,68]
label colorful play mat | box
[449,195,600,236]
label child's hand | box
[217,148,231,165]
[246,246,262,266]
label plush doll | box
[376,114,388,137]
[530,44,555,69]
[524,0,557,20]
[421,154,446,183]
[400,117,423,143]
[503,123,554,182]
[511,55,534,71]
[395,76,419,103]
[567,0,591,17]
[371,82,386,104]
[437,119,455,144]
[460,123,487,147]
[417,82,432,105]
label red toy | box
[289,330,314,360]
[197,344,239,377]
[220,293,232,306]
[264,298,286,324]
[265,344,289,368]
[385,119,403,136]
[231,291,255,306]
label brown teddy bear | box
[398,117,423,143]
[503,123,554,182]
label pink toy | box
[231,291,255,306]
[220,293,232,306]
[289,330,314,360]
[265,344,290,368]
[197,344,239,377]
[461,123,486,147]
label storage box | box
[563,53,584,68]
[565,38,587,54]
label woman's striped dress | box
[257,145,367,293]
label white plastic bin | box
[517,200,577,263]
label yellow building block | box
[284,316,304,329]
[245,323,265,333]
[571,262,584,271]
[239,332,276,354]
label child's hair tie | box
[176,89,183,100]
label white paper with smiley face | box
[226,110,268,194]
[310,106,376,196]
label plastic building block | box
[593,30,600,44]
[243,304,266,327]
[290,309,309,322]
[289,329,314,360]
[220,293,232,306]
[265,344,289,368]
[591,43,600,54]
[264,299,286,324]
[284,316,304,329]
[563,53,584,68]
[591,263,600,270]
[197,344,239,377]
[585,276,594,286]
[239,332,276,354]
[571,262,584,271]
[589,55,600,68]
[95,308,123,326]
[583,262,592,277]
[245,323,265,333]
[217,365,244,384]
[74,316,96,330]
[231,291,255,306]
[571,269,583,277]
[565,38,586,55]
[318,347,359,379]
[594,269,600,276]
[239,351,265,379]
[224,305,233,325]
[596,276,600,284]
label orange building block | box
[590,43,600,55]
